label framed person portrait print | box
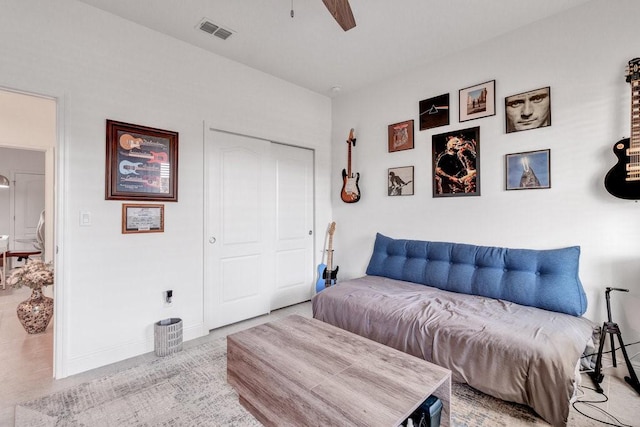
[432,127,480,197]
[419,93,450,131]
[505,149,550,190]
[505,87,551,133]
[459,80,496,122]
[388,120,414,152]
[105,120,179,201]
[388,166,414,196]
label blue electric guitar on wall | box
[604,58,640,199]
[315,222,338,293]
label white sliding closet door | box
[272,143,314,310]
[205,130,314,330]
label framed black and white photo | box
[505,149,550,190]
[459,80,496,122]
[388,166,414,196]
[505,87,551,133]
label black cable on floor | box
[572,384,632,427]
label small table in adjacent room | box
[227,314,451,427]
[0,248,42,290]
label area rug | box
[15,338,598,426]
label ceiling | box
[76,0,592,97]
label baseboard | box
[61,321,206,378]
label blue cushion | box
[366,233,588,316]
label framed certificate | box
[122,204,164,234]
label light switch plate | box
[80,211,91,226]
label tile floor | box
[0,287,638,426]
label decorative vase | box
[16,288,54,334]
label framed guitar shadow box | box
[105,120,179,201]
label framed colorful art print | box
[505,149,550,190]
[432,127,480,197]
[459,80,496,122]
[419,94,450,131]
[388,120,414,152]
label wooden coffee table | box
[227,314,451,426]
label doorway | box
[204,130,315,330]
[0,88,57,382]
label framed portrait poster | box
[388,166,414,196]
[105,120,179,201]
[505,86,551,133]
[122,203,165,234]
[432,127,480,197]
[459,80,496,122]
[388,120,414,152]
[505,149,550,190]
[419,93,450,131]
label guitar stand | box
[588,287,640,395]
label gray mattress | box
[312,276,597,426]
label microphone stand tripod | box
[588,287,640,395]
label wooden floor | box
[1,286,638,426]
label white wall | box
[0,0,332,376]
[331,0,640,356]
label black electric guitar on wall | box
[341,128,361,203]
[604,58,640,199]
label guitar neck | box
[326,237,334,271]
[632,79,639,149]
[347,142,352,177]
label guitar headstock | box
[347,128,356,147]
[626,58,640,83]
[328,221,336,236]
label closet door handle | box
[209,237,217,244]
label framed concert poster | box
[105,120,179,201]
[459,80,496,122]
[122,203,164,234]
[388,120,414,152]
[505,149,550,190]
[419,93,450,131]
[388,166,414,196]
[432,127,480,198]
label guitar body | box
[605,58,640,200]
[341,169,361,203]
[315,263,327,293]
[604,137,640,199]
[322,265,339,286]
[119,160,143,175]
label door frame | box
[0,85,66,378]
[203,125,317,331]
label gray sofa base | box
[312,276,596,427]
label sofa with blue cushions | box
[312,233,597,427]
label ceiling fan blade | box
[322,0,356,31]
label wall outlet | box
[164,290,173,307]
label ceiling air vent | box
[198,18,234,40]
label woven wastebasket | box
[154,318,183,357]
